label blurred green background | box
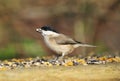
[0,0,120,59]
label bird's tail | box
[74,44,96,48]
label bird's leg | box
[53,54,61,61]
[51,53,65,65]
[49,54,61,64]
[57,53,65,62]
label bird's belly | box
[44,38,73,54]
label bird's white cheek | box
[43,31,51,35]
[41,30,47,36]
[42,31,59,36]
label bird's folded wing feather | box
[54,34,82,45]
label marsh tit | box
[36,26,96,60]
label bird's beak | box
[36,28,41,32]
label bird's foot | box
[48,56,65,65]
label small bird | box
[36,26,96,61]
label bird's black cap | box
[41,26,58,33]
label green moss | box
[22,39,46,57]
[0,39,46,60]
[0,44,16,60]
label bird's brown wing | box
[54,34,82,45]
